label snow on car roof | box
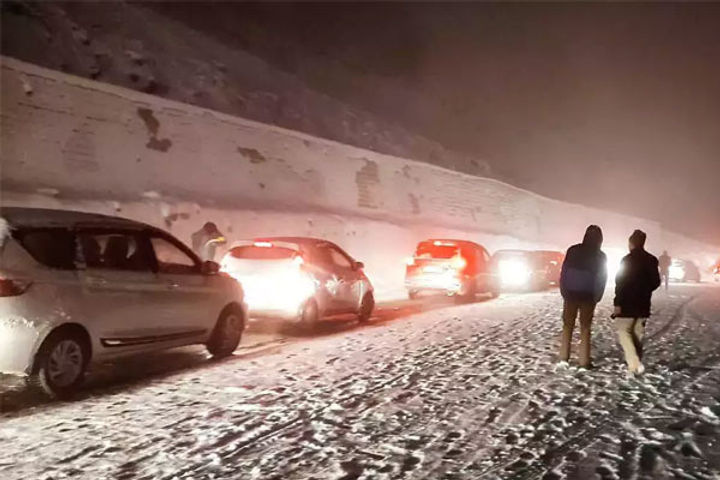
[421,239,481,247]
[0,207,152,231]
[252,237,338,249]
[493,249,536,257]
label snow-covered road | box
[1,285,719,479]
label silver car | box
[0,207,246,398]
[220,237,374,326]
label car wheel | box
[33,331,89,399]
[207,306,244,358]
[455,281,476,304]
[358,292,375,323]
[300,299,320,328]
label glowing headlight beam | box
[498,259,531,287]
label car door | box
[148,234,222,338]
[325,244,364,312]
[461,245,479,291]
[476,246,493,292]
[305,243,356,313]
[76,228,166,350]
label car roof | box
[419,239,482,248]
[494,249,534,256]
[0,207,154,231]
[252,236,338,248]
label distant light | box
[605,248,626,282]
[498,259,531,287]
[669,264,685,281]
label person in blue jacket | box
[558,225,607,368]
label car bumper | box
[248,306,304,321]
[0,290,64,375]
[405,274,463,294]
[0,314,43,375]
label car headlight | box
[498,259,531,286]
[669,265,685,280]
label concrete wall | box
[2,56,718,298]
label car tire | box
[358,292,375,323]
[207,306,244,358]
[455,281,476,304]
[32,330,89,399]
[300,298,320,329]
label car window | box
[14,228,77,270]
[78,231,153,272]
[151,236,199,274]
[309,245,334,267]
[328,246,353,269]
[416,242,458,259]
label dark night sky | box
[147,3,720,244]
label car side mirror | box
[354,261,365,271]
[201,260,220,275]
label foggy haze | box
[152,2,720,244]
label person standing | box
[613,229,661,375]
[558,225,608,368]
[191,222,226,262]
[658,250,671,291]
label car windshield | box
[229,245,297,260]
[415,242,460,259]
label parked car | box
[0,207,246,398]
[405,239,497,301]
[535,250,565,285]
[220,237,374,326]
[491,249,552,291]
[669,259,702,283]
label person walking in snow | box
[658,250,671,291]
[613,229,661,376]
[191,222,226,262]
[558,225,608,368]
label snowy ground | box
[1,284,719,480]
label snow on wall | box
[1,56,718,298]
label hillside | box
[1,1,490,178]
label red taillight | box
[451,256,467,270]
[0,278,32,297]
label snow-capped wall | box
[1,56,717,298]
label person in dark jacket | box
[613,229,661,375]
[658,251,671,291]
[558,225,607,368]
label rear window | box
[229,245,297,260]
[415,242,460,259]
[14,228,77,270]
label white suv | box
[0,207,246,398]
